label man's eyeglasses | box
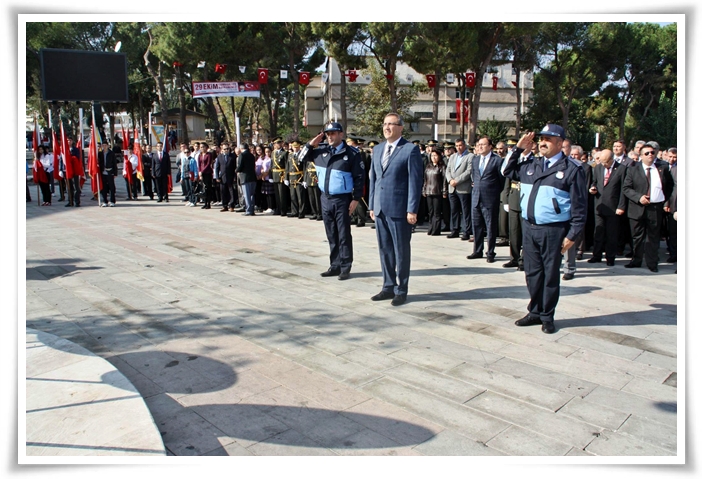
[642,151,655,156]
[383,122,401,127]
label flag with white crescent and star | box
[258,68,268,84]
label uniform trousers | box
[308,185,321,219]
[448,191,472,237]
[291,183,308,217]
[321,193,353,273]
[592,213,620,261]
[508,210,523,264]
[523,220,569,323]
[274,182,289,215]
[374,210,413,296]
[629,203,664,268]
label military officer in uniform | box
[271,137,289,216]
[287,140,308,218]
[300,122,364,280]
[303,141,322,221]
[347,137,370,227]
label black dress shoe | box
[562,272,574,280]
[648,266,659,272]
[391,294,407,306]
[666,256,677,263]
[467,252,483,260]
[461,236,471,241]
[606,259,615,266]
[496,239,509,247]
[503,260,519,268]
[320,268,341,277]
[371,290,394,301]
[357,222,365,227]
[587,257,602,263]
[486,257,495,263]
[624,262,640,268]
[338,271,350,280]
[446,232,459,239]
[518,264,524,271]
[515,315,541,327]
[625,252,633,258]
[541,322,556,334]
[576,253,583,260]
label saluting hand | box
[516,132,536,151]
[310,132,325,148]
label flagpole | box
[92,103,102,207]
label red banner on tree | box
[299,71,310,85]
[426,74,436,88]
[466,72,476,88]
[492,76,498,90]
[258,68,268,84]
[215,63,227,74]
[347,70,358,82]
[455,100,470,124]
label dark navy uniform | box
[502,137,587,327]
[300,140,364,274]
[271,146,289,216]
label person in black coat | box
[468,136,505,263]
[422,150,448,236]
[98,143,118,206]
[588,149,627,266]
[216,143,237,211]
[622,143,674,272]
[141,144,154,199]
[152,142,171,202]
[236,143,257,216]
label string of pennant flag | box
[178,61,502,90]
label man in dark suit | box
[141,144,154,199]
[444,138,473,240]
[665,148,677,263]
[587,149,627,266]
[622,142,674,272]
[467,136,504,263]
[216,143,237,211]
[98,142,118,206]
[152,141,171,203]
[368,113,424,306]
[236,143,257,216]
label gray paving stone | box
[486,425,572,456]
[565,447,596,456]
[246,429,336,456]
[582,386,677,427]
[359,377,510,444]
[446,362,573,411]
[621,377,678,403]
[568,348,673,384]
[339,347,406,372]
[270,366,371,410]
[585,430,673,456]
[617,414,677,453]
[634,351,678,372]
[296,350,382,387]
[556,331,644,360]
[388,347,466,373]
[412,428,505,456]
[384,363,485,404]
[556,397,630,430]
[465,391,601,449]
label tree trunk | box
[514,67,522,138]
[143,31,169,141]
[469,23,503,144]
[216,97,232,141]
[262,85,276,140]
[388,59,398,112]
[176,66,189,145]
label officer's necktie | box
[382,145,392,170]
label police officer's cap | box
[538,124,566,140]
[273,136,283,143]
[426,140,438,146]
[323,122,344,133]
[507,139,517,146]
[443,141,455,148]
[367,140,379,148]
[412,140,421,145]
[291,140,301,147]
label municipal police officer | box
[501,124,587,334]
[300,122,364,280]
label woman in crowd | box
[256,145,275,214]
[422,150,448,236]
[34,149,52,205]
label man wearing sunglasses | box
[502,124,588,334]
[622,142,674,272]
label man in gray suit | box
[445,138,473,240]
[369,113,424,306]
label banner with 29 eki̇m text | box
[192,81,261,98]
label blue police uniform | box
[299,140,365,274]
[502,141,587,329]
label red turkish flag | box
[33,158,48,184]
[426,75,436,88]
[347,70,358,82]
[258,68,269,84]
[52,129,61,181]
[215,63,227,74]
[299,71,310,85]
[466,72,476,88]
[60,121,74,180]
[135,128,144,182]
[492,76,498,90]
[455,100,470,123]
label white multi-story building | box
[304,58,534,142]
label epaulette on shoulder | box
[346,145,359,154]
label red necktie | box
[604,167,610,186]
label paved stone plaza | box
[24,179,679,458]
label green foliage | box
[347,59,427,139]
[477,117,510,144]
[638,91,677,149]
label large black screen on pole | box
[40,49,129,103]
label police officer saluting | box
[502,125,587,334]
[300,122,365,280]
